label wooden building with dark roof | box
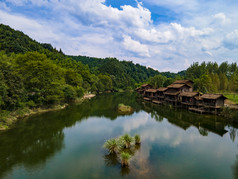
[190,94,227,114]
[136,79,227,115]
[173,80,194,90]
[136,84,153,96]
[151,87,168,104]
[135,87,144,95]
[164,83,192,105]
[201,94,227,109]
[180,92,200,107]
[141,84,153,90]
[144,89,157,101]
[157,87,168,101]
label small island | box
[103,134,141,167]
[117,104,134,114]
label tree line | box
[186,62,238,93]
[146,61,238,93]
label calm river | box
[0,93,238,179]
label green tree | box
[0,53,26,110]
[148,75,167,88]
[194,74,214,93]
[62,85,77,102]
[65,69,83,87]
[219,73,228,91]
[15,52,65,105]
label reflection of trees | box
[0,104,81,178]
[104,153,119,167]
[66,92,142,121]
[1,92,237,178]
[198,127,208,136]
[232,155,238,179]
[0,127,64,178]
[229,127,237,142]
[0,92,142,178]
[120,166,130,176]
[151,110,163,122]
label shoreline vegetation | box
[0,93,96,131]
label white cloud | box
[1,0,238,71]
[122,35,150,57]
[213,13,231,25]
[223,30,238,50]
[0,10,59,43]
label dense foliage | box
[185,62,238,93]
[69,56,161,90]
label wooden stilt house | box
[200,94,227,114]
[180,92,200,108]
[140,84,153,96]
[164,83,192,105]
[144,89,157,101]
[141,84,153,91]
[135,87,144,95]
[157,88,168,100]
[172,80,194,91]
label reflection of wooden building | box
[180,92,200,108]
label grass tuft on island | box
[117,104,133,114]
[103,134,141,167]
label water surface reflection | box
[0,93,237,178]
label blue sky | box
[0,0,238,72]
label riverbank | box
[0,93,96,131]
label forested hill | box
[1,23,177,117]
[69,55,181,81]
[0,23,180,91]
[69,56,161,89]
[0,24,61,54]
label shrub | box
[103,138,118,154]
[120,152,131,166]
